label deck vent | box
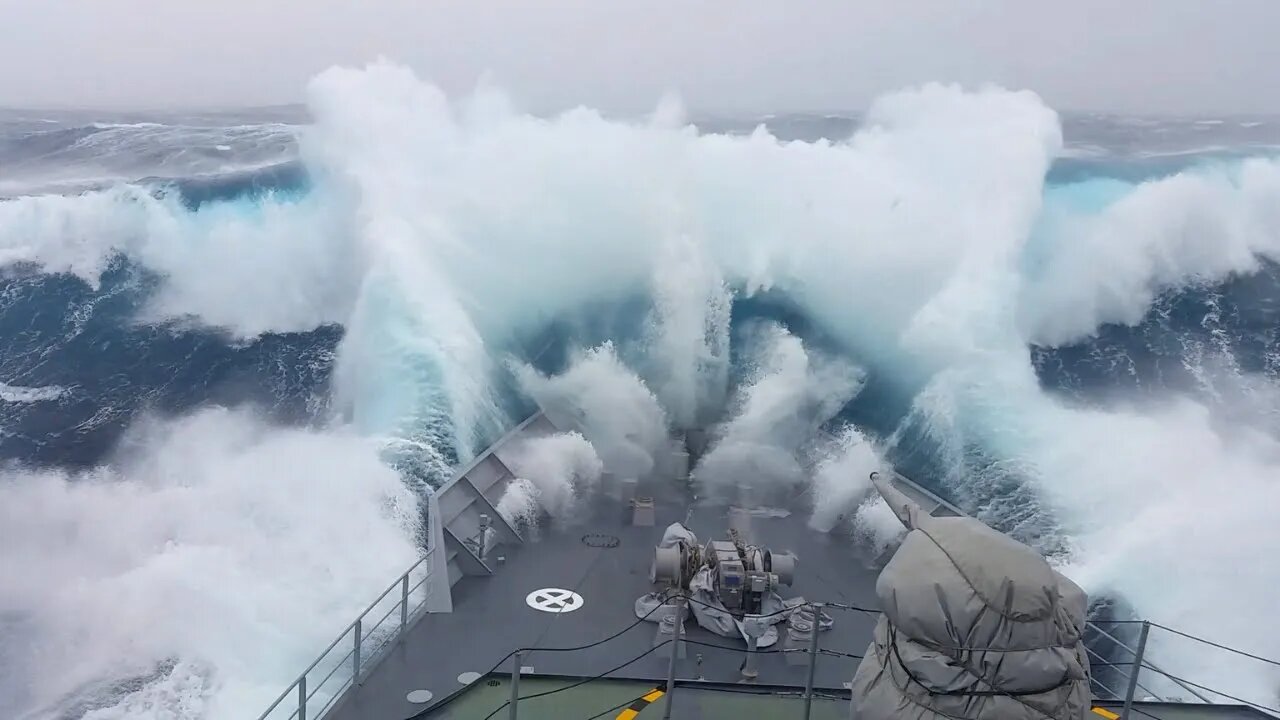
[487,679,501,687]
[581,533,621,548]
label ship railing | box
[252,452,1280,720]
[402,597,1280,720]
[253,411,549,720]
[464,603,1280,720]
[248,543,1280,720]
[427,594,872,720]
[255,548,437,720]
[1083,618,1280,718]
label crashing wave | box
[2,64,1280,716]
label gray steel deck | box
[295,412,1275,720]
[326,469,883,720]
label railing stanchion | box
[297,675,307,720]
[401,573,410,632]
[1122,621,1150,720]
[254,553,440,720]
[509,650,524,720]
[662,594,683,720]
[1090,623,1210,703]
[353,619,362,686]
[803,602,823,720]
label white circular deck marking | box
[525,587,585,613]
[406,689,434,704]
[457,671,482,684]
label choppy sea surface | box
[2,73,1279,718]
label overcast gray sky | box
[1,0,1277,115]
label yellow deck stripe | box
[615,688,665,718]
[1092,707,1121,720]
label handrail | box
[256,535,1280,720]
[256,449,1280,720]
[1087,623,1214,704]
[1085,644,1161,701]
[408,570,435,596]
[257,409,543,720]
[255,548,437,720]
[411,596,853,720]
[409,594,1280,720]
[1090,675,1124,702]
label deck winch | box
[652,528,795,614]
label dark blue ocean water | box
[0,261,339,467]
[2,108,1278,479]
[5,99,1280,720]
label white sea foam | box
[1022,161,1280,346]
[0,382,67,403]
[2,63,1280,712]
[851,495,906,558]
[494,477,540,531]
[643,232,732,430]
[808,425,887,535]
[695,323,864,495]
[499,431,603,523]
[514,343,668,480]
[0,185,356,336]
[0,408,420,720]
